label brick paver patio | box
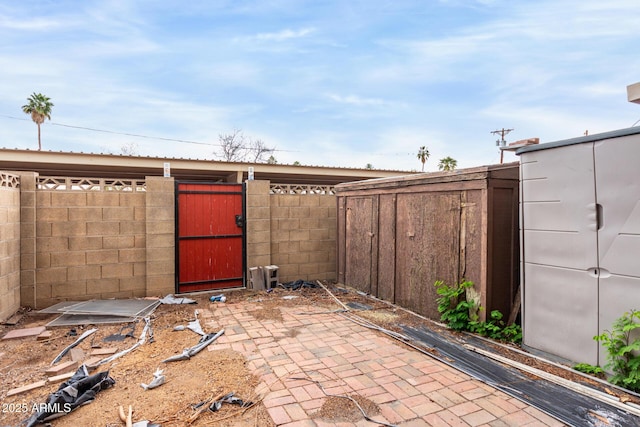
[205,302,565,426]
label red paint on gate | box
[176,182,245,293]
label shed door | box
[176,182,245,293]
[520,143,599,365]
[395,192,461,319]
[594,135,640,357]
[344,197,375,293]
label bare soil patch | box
[1,284,638,426]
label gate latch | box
[235,214,244,228]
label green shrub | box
[573,363,605,378]
[433,280,522,343]
[594,309,640,392]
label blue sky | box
[1,0,639,171]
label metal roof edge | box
[515,126,640,155]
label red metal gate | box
[175,182,245,293]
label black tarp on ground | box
[401,325,640,427]
[24,365,115,427]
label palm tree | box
[22,93,54,151]
[417,146,430,172]
[438,156,457,171]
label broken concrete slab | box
[2,326,47,340]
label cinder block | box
[119,193,145,207]
[133,262,146,277]
[68,207,102,221]
[103,235,135,249]
[38,207,69,221]
[51,192,87,207]
[248,206,270,219]
[67,265,101,281]
[145,221,174,234]
[300,196,321,207]
[290,206,311,218]
[249,267,265,290]
[101,263,133,279]
[247,230,270,245]
[36,237,68,252]
[86,250,119,265]
[69,236,103,251]
[52,281,87,298]
[86,192,120,207]
[263,265,279,288]
[278,218,300,230]
[310,207,330,219]
[36,267,67,285]
[119,248,145,262]
[119,276,145,292]
[51,251,87,267]
[119,221,145,234]
[102,207,135,221]
[86,221,120,236]
[145,206,173,221]
[289,230,310,241]
[86,278,119,294]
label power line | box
[0,114,296,152]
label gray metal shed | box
[516,126,640,366]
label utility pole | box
[491,128,514,164]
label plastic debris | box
[209,392,253,412]
[209,294,227,303]
[141,368,165,390]
[51,328,97,365]
[163,329,225,362]
[24,365,115,427]
[160,294,197,304]
[280,280,317,290]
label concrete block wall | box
[145,176,175,297]
[246,180,337,284]
[32,178,147,308]
[0,172,21,322]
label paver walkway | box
[206,302,564,426]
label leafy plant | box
[434,280,476,331]
[433,280,522,343]
[573,363,605,378]
[594,309,640,392]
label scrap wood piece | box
[48,371,75,384]
[315,280,350,312]
[2,312,24,325]
[68,347,85,362]
[37,330,53,341]
[89,347,118,356]
[45,360,79,376]
[119,404,133,427]
[7,380,48,397]
[50,328,97,365]
[2,326,47,340]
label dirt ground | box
[0,284,638,426]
